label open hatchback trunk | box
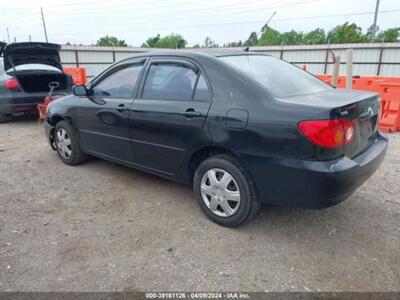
[2,42,72,93]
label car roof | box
[119,49,265,62]
[182,48,255,57]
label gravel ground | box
[0,117,399,292]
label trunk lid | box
[3,42,62,73]
[282,89,381,158]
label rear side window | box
[92,63,144,98]
[142,63,197,100]
[219,55,332,98]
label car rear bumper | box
[240,132,388,208]
[0,95,45,114]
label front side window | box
[142,63,197,100]
[219,55,332,98]
[92,63,143,99]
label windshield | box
[219,55,332,98]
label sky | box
[0,0,399,46]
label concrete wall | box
[60,42,400,79]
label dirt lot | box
[0,117,399,292]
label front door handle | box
[117,104,128,113]
[180,108,201,118]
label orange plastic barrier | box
[316,75,400,133]
[63,67,87,85]
[37,95,64,121]
[378,83,400,133]
[37,97,51,121]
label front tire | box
[193,154,261,227]
[54,120,87,165]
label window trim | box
[191,72,201,99]
[89,58,146,99]
[138,57,211,102]
[192,73,212,101]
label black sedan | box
[44,50,387,227]
[0,42,72,122]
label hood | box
[3,42,62,72]
[0,42,5,56]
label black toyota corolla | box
[44,50,387,227]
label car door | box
[130,58,212,174]
[77,59,145,162]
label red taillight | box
[5,78,20,90]
[298,119,354,148]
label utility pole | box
[40,7,48,43]
[370,0,380,42]
[346,49,353,89]
[6,27,10,43]
[258,11,277,38]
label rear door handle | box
[180,109,201,118]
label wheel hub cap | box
[200,168,241,217]
[56,128,72,159]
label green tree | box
[192,43,201,48]
[257,27,281,45]
[141,34,161,47]
[203,37,218,48]
[327,22,368,43]
[244,32,258,46]
[376,28,400,42]
[156,34,187,48]
[303,28,326,44]
[96,35,127,47]
[141,34,187,48]
[224,41,243,47]
[280,30,304,45]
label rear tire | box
[193,154,261,227]
[54,120,87,165]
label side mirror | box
[72,84,88,96]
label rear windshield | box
[219,55,332,98]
